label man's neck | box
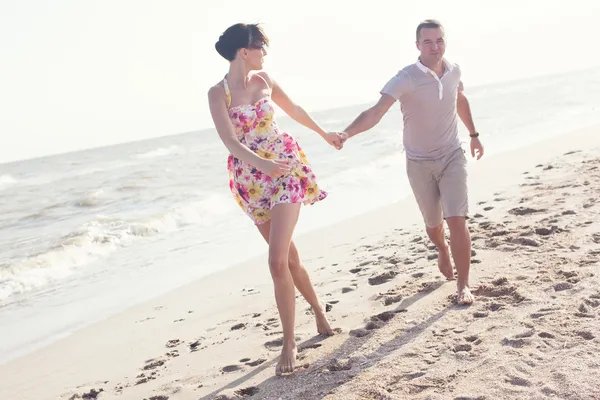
[419,58,445,77]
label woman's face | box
[243,45,267,70]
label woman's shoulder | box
[253,71,274,87]
[207,80,226,99]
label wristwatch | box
[469,132,480,138]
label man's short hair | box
[416,19,444,41]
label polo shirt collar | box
[416,58,453,75]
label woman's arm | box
[260,72,342,148]
[208,84,290,176]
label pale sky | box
[1,0,599,163]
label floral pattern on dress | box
[224,78,327,225]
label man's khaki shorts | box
[406,148,469,228]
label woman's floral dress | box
[224,76,327,225]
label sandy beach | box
[1,124,600,400]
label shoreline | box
[1,124,600,399]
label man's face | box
[416,27,446,63]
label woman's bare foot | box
[314,302,335,336]
[275,343,297,376]
[438,246,455,280]
[457,283,474,305]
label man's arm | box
[456,81,477,135]
[457,81,484,159]
[344,94,396,138]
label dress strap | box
[223,75,232,108]
[254,72,270,91]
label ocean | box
[1,67,600,364]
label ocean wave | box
[0,174,17,190]
[73,189,107,208]
[136,145,185,159]
[0,193,234,300]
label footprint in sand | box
[368,271,398,286]
[530,306,560,319]
[235,387,260,397]
[231,323,247,331]
[453,344,472,352]
[298,343,322,353]
[584,297,600,308]
[221,365,243,373]
[245,358,266,367]
[474,279,525,304]
[165,339,181,348]
[465,335,481,345]
[135,372,156,385]
[505,376,532,387]
[509,207,547,216]
[325,358,353,372]
[349,328,370,338]
[383,295,403,306]
[487,303,504,312]
[539,332,556,339]
[453,396,487,400]
[535,226,560,236]
[78,388,104,399]
[188,340,202,352]
[144,396,169,400]
[514,330,535,339]
[401,371,427,380]
[501,337,531,348]
[553,282,573,292]
[143,359,166,371]
[165,350,179,358]
[371,310,405,323]
[135,317,155,323]
[576,331,595,340]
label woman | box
[207,23,343,376]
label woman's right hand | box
[259,159,292,178]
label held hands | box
[323,131,349,150]
[470,136,484,160]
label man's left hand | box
[470,137,484,160]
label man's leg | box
[406,158,454,280]
[439,149,473,304]
[446,217,472,303]
[425,223,454,280]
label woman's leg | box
[257,222,334,336]
[257,203,301,376]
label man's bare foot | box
[314,302,335,336]
[457,284,474,305]
[438,246,455,280]
[275,344,297,376]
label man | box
[341,19,484,305]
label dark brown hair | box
[416,19,444,41]
[215,23,269,61]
